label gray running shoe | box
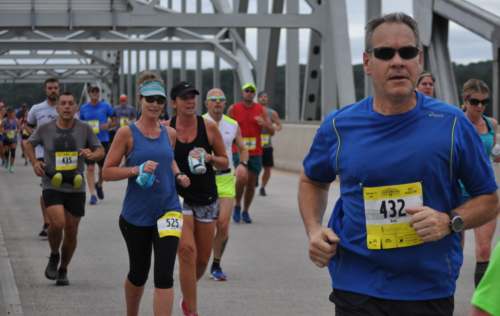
[45,254,59,280]
[56,270,69,286]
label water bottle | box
[492,144,500,158]
[188,148,207,174]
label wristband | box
[240,161,248,168]
[131,166,138,176]
[209,155,215,166]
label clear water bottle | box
[491,144,500,165]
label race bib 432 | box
[363,182,424,250]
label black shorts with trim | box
[21,134,29,140]
[42,189,86,218]
[330,289,454,316]
[262,147,274,168]
[84,141,109,167]
[2,139,16,147]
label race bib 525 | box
[157,212,183,238]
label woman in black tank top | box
[164,81,228,315]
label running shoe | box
[1,161,4,166]
[179,297,188,315]
[95,182,104,199]
[45,254,59,280]
[9,167,14,173]
[232,206,241,223]
[39,223,50,237]
[211,267,227,281]
[242,211,252,223]
[24,160,28,166]
[90,194,99,205]
[4,161,8,169]
[56,269,69,286]
[259,188,267,196]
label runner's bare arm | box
[490,118,500,163]
[468,305,492,316]
[272,111,282,131]
[226,105,234,118]
[233,126,249,179]
[0,119,5,132]
[298,171,340,268]
[102,126,140,181]
[407,192,500,242]
[199,119,229,170]
[260,109,275,136]
[25,141,45,177]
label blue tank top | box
[4,117,18,143]
[460,115,495,198]
[121,123,181,226]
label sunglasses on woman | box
[467,98,490,106]
[142,95,167,105]
[367,46,420,60]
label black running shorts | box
[42,189,86,218]
[262,147,274,168]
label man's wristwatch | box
[240,161,248,168]
[448,211,464,234]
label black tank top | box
[171,116,218,205]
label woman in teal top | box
[461,79,499,288]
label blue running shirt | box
[303,92,498,300]
[79,101,115,142]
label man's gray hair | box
[365,12,421,51]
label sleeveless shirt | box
[203,113,238,175]
[171,116,218,205]
[121,123,181,226]
[231,102,264,156]
[261,108,274,149]
[4,117,18,143]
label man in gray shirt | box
[26,92,104,286]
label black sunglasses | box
[90,89,100,93]
[244,89,255,93]
[142,95,167,105]
[367,46,420,60]
[468,98,490,106]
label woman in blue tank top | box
[102,72,190,316]
[460,79,498,288]
[0,107,20,173]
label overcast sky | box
[146,0,500,71]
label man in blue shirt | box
[299,13,500,316]
[79,85,116,205]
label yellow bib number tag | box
[89,120,100,134]
[363,182,424,250]
[157,212,183,238]
[7,130,15,139]
[243,137,256,150]
[261,134,270,146]
[23,128,29,136]
[120,117,129,127]
[55,152,78,170]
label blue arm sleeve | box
[303,117,337,183]
[457,119,498,196]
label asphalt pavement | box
[0,157,498,316]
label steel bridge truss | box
[0,0,356,119]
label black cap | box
[88,85,100,93]
[170,81,199,100]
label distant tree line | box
[0,60,494,118]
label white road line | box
[0,224,23,315]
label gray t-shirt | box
[29,119,102,192]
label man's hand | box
[407,207,451,242]
[32,160,46,177]
[100,123,109,131]
[79,148,95,160]
[308,226,340,268]
[254,115,264,125]
[234,163,247,180]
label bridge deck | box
[0,159,497,315]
